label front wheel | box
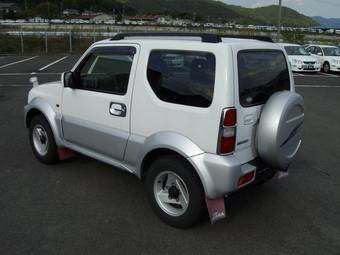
[29,115,59,164]
[323,62,330,73]
[146,155,205,228]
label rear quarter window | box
[147,50,216,107]
[238,50,290,107]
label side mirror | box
[63,71,76,88]
[317,52,323,56]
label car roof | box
[94,37,277,49]
[307,44,338,48]
[277,43,300,47]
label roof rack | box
[111,32,222,43]
[220,34,273,43]
[110,32,273,43]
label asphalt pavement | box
[0,55,340,255]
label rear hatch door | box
[232,47,293,164]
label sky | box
[222,0,340,19]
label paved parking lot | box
[0,55,340,255]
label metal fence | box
[0,30,119,54]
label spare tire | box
[256,91,304,170]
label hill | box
[228,4,318,27]
[10,0,318,27]
[313,16,340,28]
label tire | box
[256,91,304,170]
[145,155,205,228]
[29,114,59,164]
[323,62,330,73]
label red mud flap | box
[58,148,77,161]
[206,197,226,224]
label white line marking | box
[0,73,61,75]
[296,85,340,88]
[0,56,38,69]
[319,72,339,78]
[2,84,340,88]
[293,73,304,77]
[38,56,68,71]
[0,84,32,87]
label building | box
[124,15,160,25]
[91,14,115,24]
[0,2,19,16]
[62,9,80,16]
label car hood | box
[28,80,63,109]
[288,55,317,62]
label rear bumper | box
[189,153,275,198]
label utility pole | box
[24,0,28,10]
[47,1,50,19]
[277,0,282,41]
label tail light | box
[219,108,237,154]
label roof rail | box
[111,32,222,43]
[220,34,273,43]
[110,32,273,43]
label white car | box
[279,43,320,72]
[305,44,340,73]
[24,33,304,228]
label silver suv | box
[24,33,304,228]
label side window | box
[307,46,314,54]
[315,47,322,55]
[76,47,135,95]
[147,50,216,108]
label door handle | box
[109,102,126,117]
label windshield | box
[322,47,340,56]
[238,50,290,107]
[284,46,310,56]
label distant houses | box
[1,4,339,36]
[0,1,19,15]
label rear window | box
[238,50,290,107]
[147,50,216,107]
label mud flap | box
[205,197,226,224]
[276,170,289,179]
[58,148,77,161]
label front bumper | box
[189,153,275,199]
[330,64,340,72]
[291,64,321,72]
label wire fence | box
[1,27,339,54]
[0,31,118,54]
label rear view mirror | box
[63,71,76,88]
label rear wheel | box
[323,62,330,73]
[146,155,205,228]
[29,115,59,164]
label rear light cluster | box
[219,108,237,154]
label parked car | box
[305,44,340,73]
[279,43,320,72]
[24,33,304,228]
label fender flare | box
[136,131,204,177]
[24,97,63,146]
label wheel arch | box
[136,132,208,195]
[140,148,207,194]
[25,98,63,146]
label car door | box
[314,46,324,64]
[61,45,139,161]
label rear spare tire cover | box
[256,91,304,170]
